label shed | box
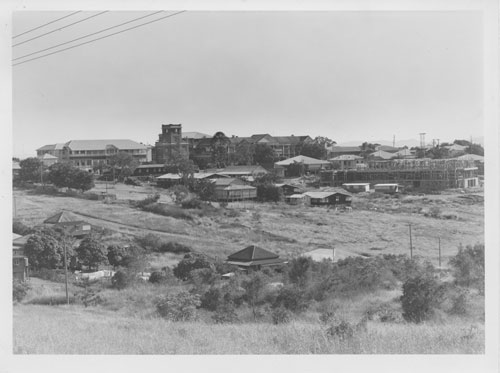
[285,194,306,205]
[342,183,370,193]
[374,183,400,194]
[275,183,304,196]
[304,190,352,207]
[225,245,287,270]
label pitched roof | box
[214,177,242,186]
[44,211,84,224]
[375,145,400,153]
[227,245,279,262]
[456,154,484,162]
[393,148,414,157]
[36,143,66,151]
[368,150,395,160]
[305,189,351,198]
[328,155,364,161]
[156,173,182,180]
[328,146,362,153]
[65,139,147,151]
[274,155,330,166]
[41,153,58,159]
[219,165,268,175]
[182,132,210,139]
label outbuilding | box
[304,190,352,207]
[44,211,92,238]
[374,183,400,194]
[225,245,287,270]
[214,178,257,201]
[342,183,370,193]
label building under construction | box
[323,158,479,190]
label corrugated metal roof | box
[274,155,330,166]
[44,211,84,224]
[182,132,210,139]
[368,150,395,159]
[156,173,181,180]
[36,143,66,151]
[65,139,147,151]
[41,153,58,159]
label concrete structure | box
[152,124,190,164]
[342,183,370,193]
[225,245,287,270]
[335,158,479,191]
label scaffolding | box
[333,158,479,190]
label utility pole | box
[63,240,69,305]
[438,237,441,268]
[408,223,413,259]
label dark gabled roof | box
[44,211,84,224]
[225,257,287,267]
[329,146,362,153]
[227,245,279,262]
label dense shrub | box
[173,253,214,281]
[242,272,268,320]
[212,301,239,324]
[200,287,222,311]
[23,228,73,270]
[141,203,193,220]
[181,198,204,209]
[326,320,355,341]
[156,292,201,321]
[168,185,190,204]
[273,285,309,313]
[135,233,162,252]
[287,257,313,288]
[76,234,108,272]
[401,275,445,323]
[255,183,281,202]
[13,281,30,303]
[13,220,32,235]
[158,242,192,254]
[271,306,291,325]
[149,271,169,284]
[134,194,160,209]
[111,270,133,290]
[449,243,484,292]
[107,244,145,269]
[190,267,219,289]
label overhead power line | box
[13,10,164,61]
[13,10,186,67]
[13,11,82,39]
[13,11,109,47]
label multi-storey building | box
[152,124,190,164]
[36,139,149,171]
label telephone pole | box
[408,223,413,259]
[438,237,441,268]
[63,240,69,305]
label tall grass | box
[13,305,483,354]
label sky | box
[12,10,484,158]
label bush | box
[326,320,355,341]
[111,270,133,290]
[200,287,222,311]
[271,306,291,325]
[135,233,162,252]
[13,220,32,235]
[149,271,168,284]
[141,203,193,220]
[134,194,160,209]
[273,285,309,313]
[190,267,219,289]
[107,244,145,268]
[156,292,201,321]
[181,198,204,209]
[13,281,30,303]
[401,275,445,323]
[158,242,192,254]
[449,243,484,292]
[173,253,214,281]
[212,301,239,324]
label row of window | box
[69,149,146,155]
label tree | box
[108,152,139,181]
[400,275,444,323]
[107,244,145,269]
[313,136,336,149]
[360,142,378,159]
[211,131,230,168]
[193,178,216,201]
[299,142,326,159]
[255,183,281,202]
[48,162,94,192]
[468,144,484,156]
[173,252,214,281]
[156,292,201,321]
[253,144,276,166]
[19,157,44,183]
[241,272,267,320]
[449,243,484,291]
[286,161,305,177]
[23,227,74,270]
[76,234,108,271]
[287,256,313,288]
[230,142,255,165]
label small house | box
[342,183,370,193]
[214,178,257,201]
[44,211,92,238]
[156,173,182,187]
[304,190,352,207]
[328,155,365,170]
[13,233,30,282]
[275,183,304,196]
[374,183,400,194]
[225,245,287,270]
[285,193,306,205]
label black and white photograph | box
[2,0,499,371]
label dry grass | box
[13,304,484,354]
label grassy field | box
[13,303,484,354]
[12,184,485,355]
[13,186,484,267]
